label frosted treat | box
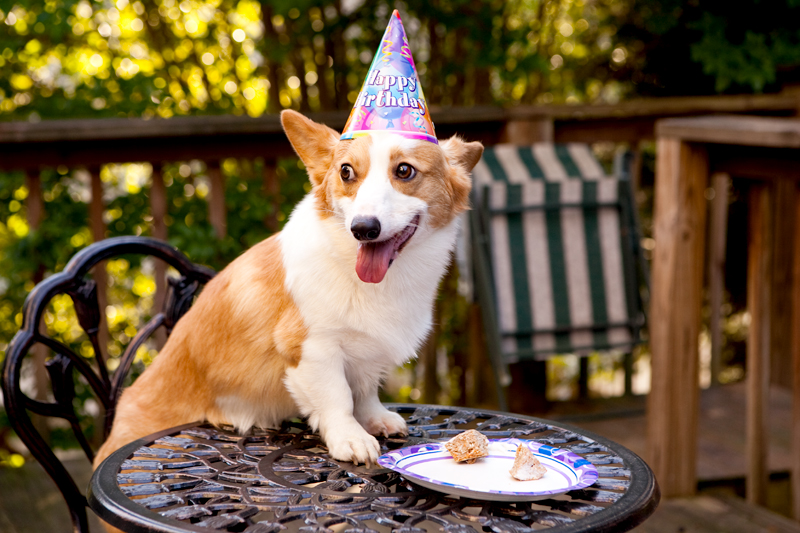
[509,444,547,481]
[444,430,489,463]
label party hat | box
[341,10,437,144]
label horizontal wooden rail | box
[2,92,798,171]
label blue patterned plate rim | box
[377,438,598,500]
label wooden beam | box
[24,170,50,441]
[24,170,43,229]
[770,178,796,389]
[502,117,553,143]
[150,164,168,348]
[2,93,799,171]
[646,138,709,497]
[792,183,800,521]
[207,162,226,240]
[421,300,440,404]
[746,183,773,506]
[262,159,280,233]
[88,167,109,375]
[657,116,800,148]
[150,164,168,243]
[2,92,796,145]
[554,117,660,144]
[513,92,800,121]
[89,167,106,244]
[0,133,298,172]
[708,173,730,386]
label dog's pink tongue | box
[356,241,395,283]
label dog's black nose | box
[351,216,381,241]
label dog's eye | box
[396,163,416,181]
[340,164,354,181]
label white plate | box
[378,438,598,501]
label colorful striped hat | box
[341,10,437,144]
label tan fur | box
[384,140,475,229]
[317,136,375,215]
[94,235,303,469]
[96,113,482,532]
[279,110,480,230]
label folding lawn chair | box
[469,144,648,410]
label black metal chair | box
[1,236,215,533]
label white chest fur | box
[280,194,457,368]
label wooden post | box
[770,178,796,389]
[207,161,227,239]
[25,170,50,441]
[467,303,500,409]
[422,300,440,404]
[646,138,709,497]
[25,170,44,231]
[150,163,168,347]
[791,183,800,521]
[262,158,280,232]
[629,143,644,196]
[708,173,730,386]
[89,167,109,358]
[746,183,773,506]
[501,117,554,144]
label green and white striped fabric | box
[473,143,643,362]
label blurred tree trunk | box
[427,17,442,105]
[331,1,349,109]
[285,16,310,112]
[316,31,335,110]
[452,27,467,106]
[262,4,284,113]
[474,67,493,104]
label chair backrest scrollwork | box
[1,236,215,533]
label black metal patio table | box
[88,404,659,533]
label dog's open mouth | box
[355,214,420,283]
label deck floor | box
[631,492,800,533]
[563,381,792,481]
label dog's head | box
[281,110,483,284]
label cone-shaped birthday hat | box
[341,10,437,144]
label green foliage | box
[690,13,800,92]
[0,0,636,123]
[618,0,800,95]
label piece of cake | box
[444,429,489,463]
[509,444,547,481]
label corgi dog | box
[94,110,483,470]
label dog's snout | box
[351,216,381,241]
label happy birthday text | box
[355,69,426,114]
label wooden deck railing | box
[2,91,797,244]
[3,92,800,505]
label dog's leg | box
[353,385,407,438]
[284,338,381,465]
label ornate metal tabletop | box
[88,404,659,533]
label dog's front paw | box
[324,424,381,465]
[359,409,407,438]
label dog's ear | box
[440,136,483,214]
[281,110,339,186]
[440,136,484,173]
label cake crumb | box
[509,444,547,481]
[444,429,489,463]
